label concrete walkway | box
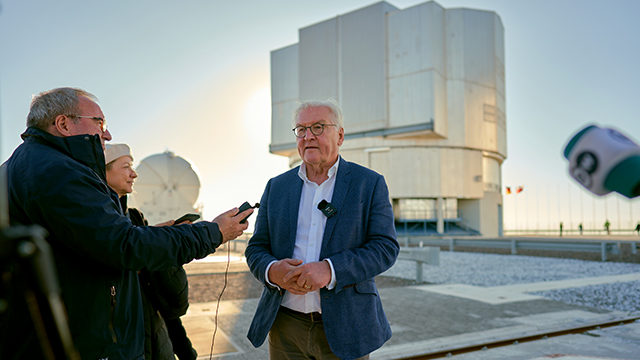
[182,252,640,360]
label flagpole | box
[616,195,621,232]
[568,183,572,233]
[592,192,596,233]
[536,184,540,232]
[604,196,608,229]
[630,198,634,232]
[557,183,561,235]
[580,188,584,231]
[547,183,551,235]
[513,192,518,231]
[525,186,529,233]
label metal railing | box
[397,235,638,261]
[505,228,640,236]
[219,233,251,253]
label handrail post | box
[416,261,423,284]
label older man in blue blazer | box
[246,99,399,360]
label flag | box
[506,187,511,194]
[516,185,524,194]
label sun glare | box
[243,87,271,145]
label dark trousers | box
[268,307,370,360]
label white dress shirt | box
[266,158,340,314]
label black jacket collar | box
[21,126,107,181]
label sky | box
[1,0,639,233]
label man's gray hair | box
[27,87,98,130]
[292,99,344,130]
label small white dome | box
[130,150,201,224]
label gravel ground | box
[383,251,640,312]
[530,281,640,313]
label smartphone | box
[175,213,201,224]
[238,201,260,224]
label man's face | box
[67,96,112,149]
[106,156,137,197]
[296,106,344,169]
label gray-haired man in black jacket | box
[0,87,253,360]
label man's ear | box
[337,127,345,146]
[53,114,73,136]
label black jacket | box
[1,127,221,360]
[126,204,197,360]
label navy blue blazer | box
[246,158,399,360]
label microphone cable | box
[208,240,232,360]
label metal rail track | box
[398,316,640,360]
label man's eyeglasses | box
[66,115,108,132]
[293,123,337,138]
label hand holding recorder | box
[212,202,259,243]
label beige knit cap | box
[104,143,133,164]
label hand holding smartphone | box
[174,213,201,224]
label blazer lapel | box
[320,158,351,257]
[287,169,304,257]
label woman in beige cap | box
[105,143,197,360]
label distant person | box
[105,143,197,360]
[0,87,253,360]
[604,219,611,235]
[245,100,399,360]
[635,222,640,235]
[559,222,563,237]
[579,223,583,235]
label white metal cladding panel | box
[494,15,506,159]
[377,147,442,198]
[386,1,445,78]
[464,149,484,198]
[462,10,496,88]
[374,147,482,198]
[299,18,339,101]
[462,81,483,150]
[445,9,465,80]
[440,148,466,197]
[270,44,299,147]
[388,71,436,128]
[497,91,507,157]
[339,2,394,133]
[271,100,299,147]
[444,80,466,147]
[439,148,482,198]
[433,72,448,136]
[463,82,498,152]
[494,91,507,158]
[338,149,367,169]
[368,150,390,180]
[494,14,506,99]
[482,103,498,153]
[270,45,298,104]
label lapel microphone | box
[318,199,337,218]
